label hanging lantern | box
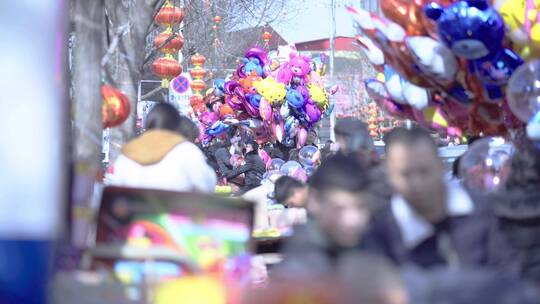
[152,0,184,88]
[101,85,131,128]
[370,130,378,137]
[368,117,377,124]
[189,67,207,79]
[191,54,206,67]
[214,15,222,23]
[152,57,182,88]
[212,25,218,31]
[190,79,207,93]
[154,31,184,54]
[155,1,184,28]
[262,31,272,43]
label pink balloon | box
[296,128,307,148]
[259,98,272,121]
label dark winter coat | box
[367,184,509,269]
[490,186,540,284]
[225,150,265,187]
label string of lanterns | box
[189,54,208,116]
[151,0,185,88]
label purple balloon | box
[304,101,322,123]
[245,47,268,66]
[224,80,241,95]
[243,98,260,117]
[199,111,219,126]
[226,95,244,111]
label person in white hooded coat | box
[107,103,216,193]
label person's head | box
[338,253,407,304]
[308,154,374,247]
[334,118,375,163]
[177,116,200,142]
[244,140,258,154]
[145,103,181,131]
[274,176,308,208]
[385,127,445,222]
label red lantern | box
[190,79,206,93]
[214,15,222,23]
[191,54,206,67]
[154,32,184,54]
[369,124,377,131]
[189,68,207,80]
[368,117,377,124]
[262,31,272,43]
[152,57,182,79]
[370,130,378,137]
[155,3,184,27]
[101,85,131,128]
[212,25,218,31]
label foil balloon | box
[459,137,515,193]
[380,0,451,37]
[304,102,322,124]
[425,0,524,103]
[296,128,308,148]
[304,165,316,177]
[298,145,321,167]
[507,58,540,123]
[280,160,303,176]
[268,158,285,171]
[259,98,273,121]
[493,0,540,60]
[527,110,540,140]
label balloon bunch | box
[265,146,321,184]
[218,46,337,147]
[348,0,540,139]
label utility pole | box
[329,0,336,142]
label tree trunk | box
[72,0,104,165]
[71,0,105,246]
[104,0,162,162]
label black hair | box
[309,153,372,195]
[273,176,306,206]
[145,103,181,131]
[288,148,300,162]
[177,116,199,142]
[334,118,374,153]
[506,141,540,190]
[384,126,437,154]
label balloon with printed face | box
[268,158,285,171]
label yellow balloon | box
[376,72,385,82]
[155,276,226,304]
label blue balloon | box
[286,88,306,108]
[213,79,225,96]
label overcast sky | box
[273,0,372,43]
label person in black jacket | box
[224,140,265,195]
[370,127,499,269]
[275,154,381,275]
[489,141,540,285]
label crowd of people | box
[105,103,540,303]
